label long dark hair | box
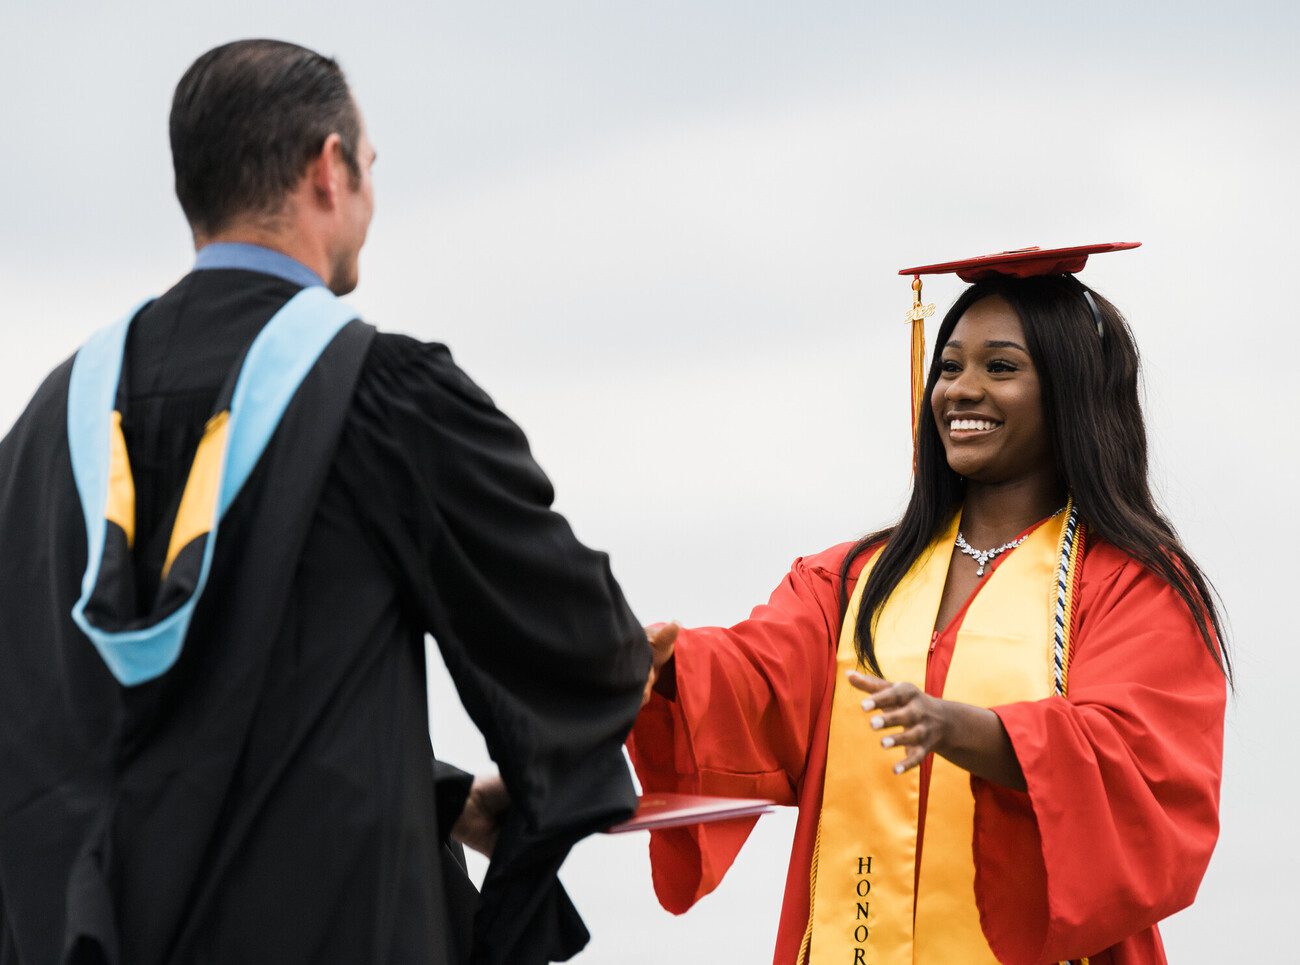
[838,275,1230,681]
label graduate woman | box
[629,244,1228,964]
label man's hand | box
[641,622,680,706]
[451,774,511,857]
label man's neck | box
[197,226,331,288]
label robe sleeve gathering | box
[338,333,651,963]
[431,758,475,844]
[973,548,1227,965]
[627,550,849,913]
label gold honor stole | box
[799,506,1083,965]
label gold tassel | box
[905,275,935,462]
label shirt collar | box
[192,242,325,290]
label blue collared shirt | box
[193,242,325,290]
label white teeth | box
[950,419,999,432]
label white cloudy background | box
[3,2,1296,961]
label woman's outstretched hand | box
[847,671,1027,791]
[642,622,680,706]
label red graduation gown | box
[628,538,1225,964]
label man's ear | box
[306,132,345,210]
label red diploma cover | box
[606,792,775,834]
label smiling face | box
[931,294,1054,484]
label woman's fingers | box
[858,679,920,713]
[850,682,938,775]
[847,675,938,776]
[848,675,920,701]
[880,723,930,750]
[845,670,891,694]
[866,704,921,731]
[892,746,929,775]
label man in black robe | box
[0,39,649,964]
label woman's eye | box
[987,359,1018,373]
[939,359,961,373]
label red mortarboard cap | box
[898,241,1141,283]
[896,241,1140,462]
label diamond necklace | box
[956,506,1066,577]
[954,530,1027,577]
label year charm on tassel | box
[904,274,935,457]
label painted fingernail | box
[860,699,875,711]
[870,716,884,730]
[893,763,905,775]
[881,737,894,748]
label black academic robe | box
[0,268,649,964]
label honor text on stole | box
[851,855,874,964]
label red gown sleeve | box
[627,549,848,914]
[972,547,1227,964]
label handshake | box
[455,622,682,858]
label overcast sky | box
[3,2,1297,960]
